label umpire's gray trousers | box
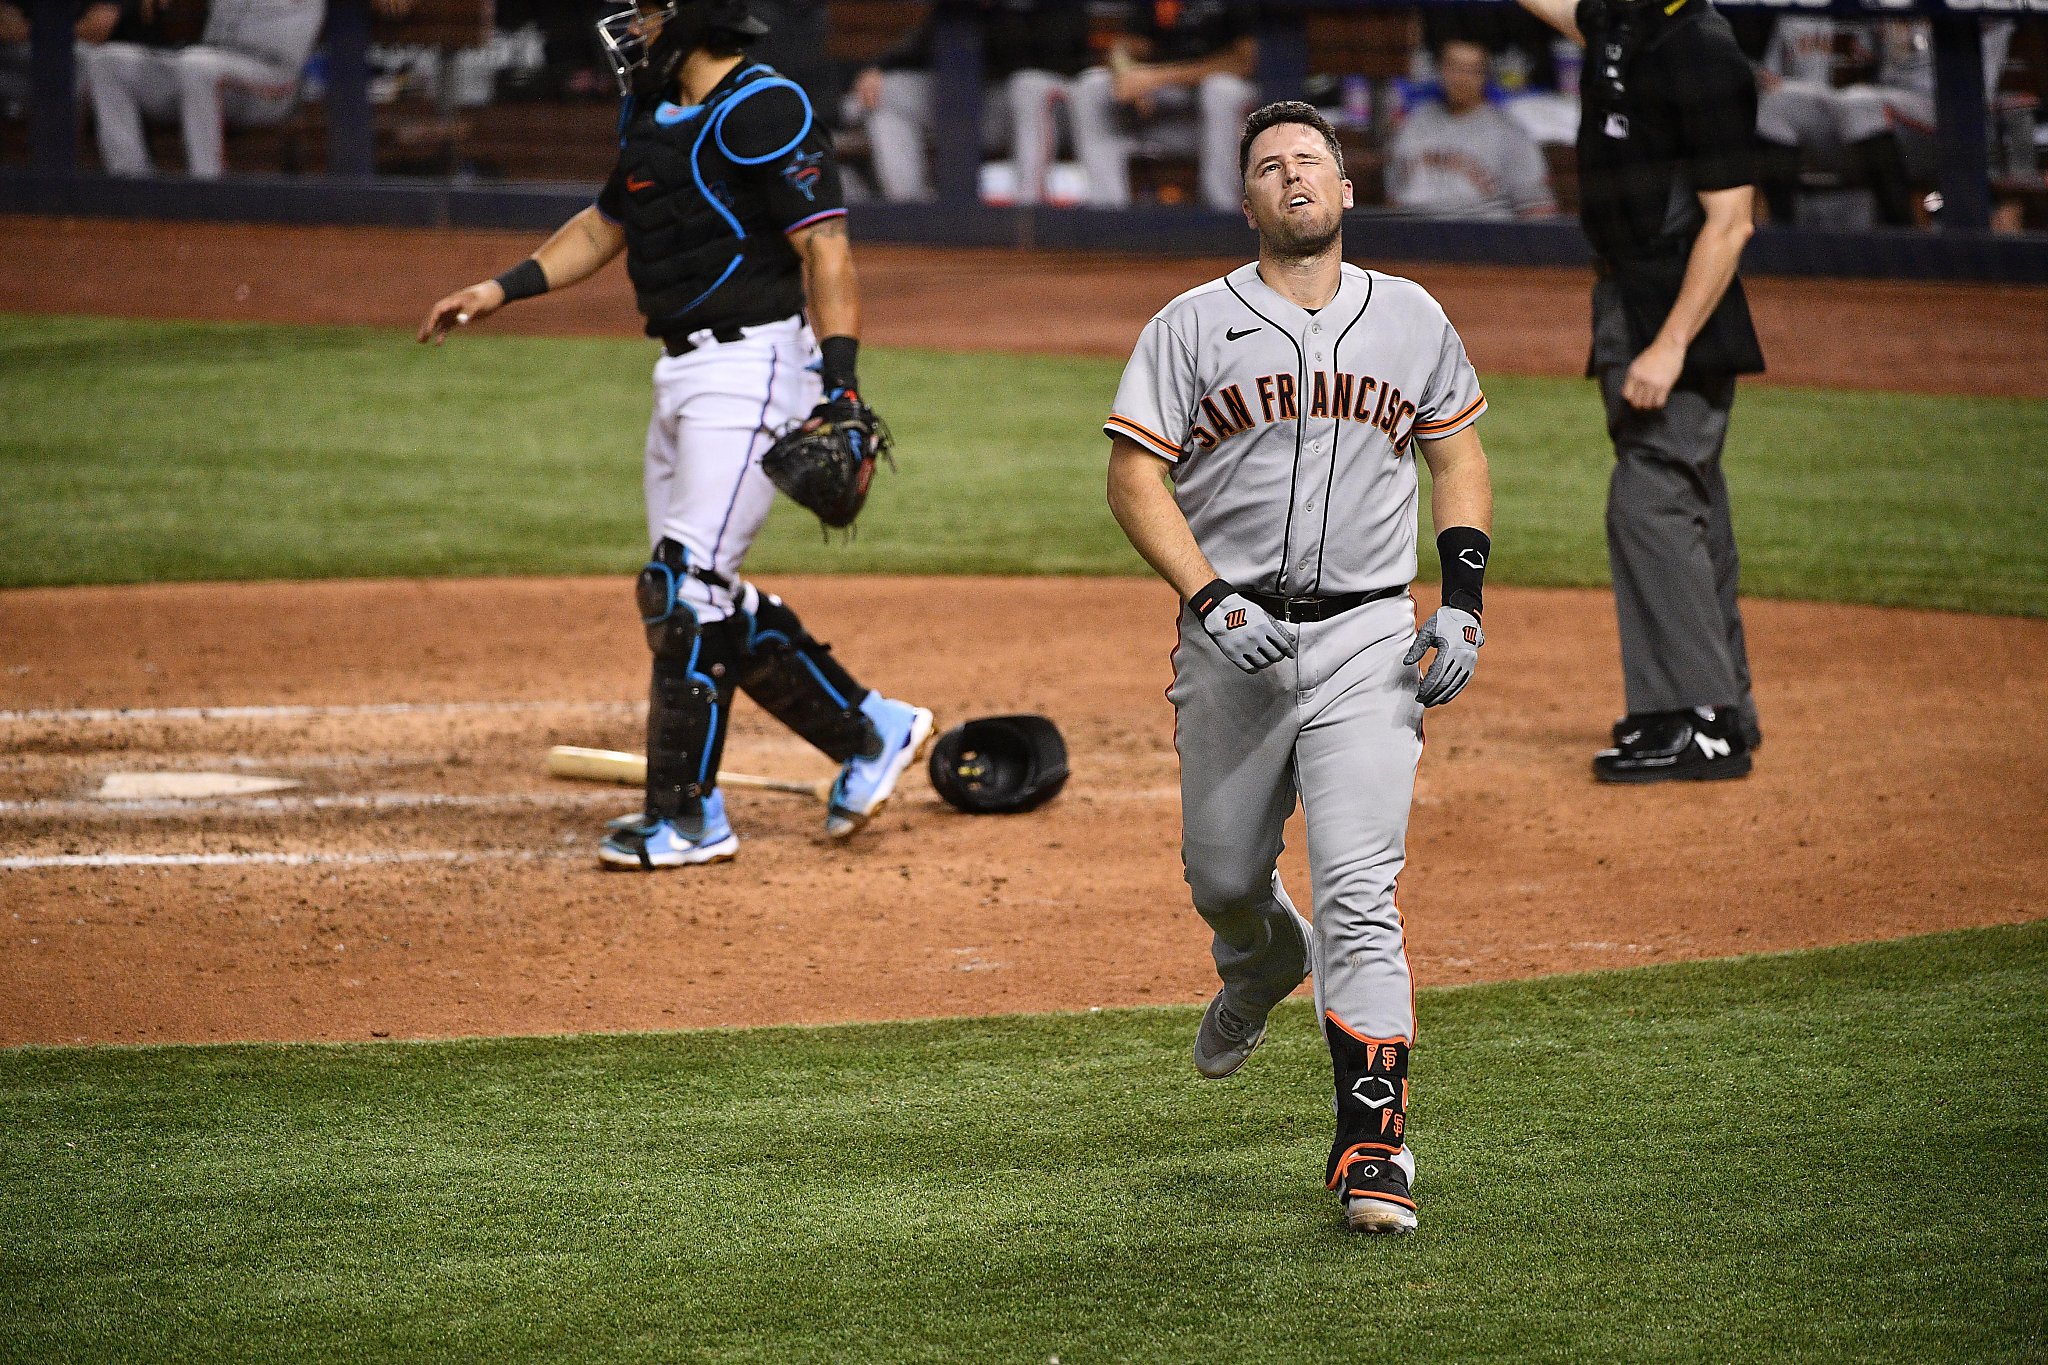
[1169,593,1421,1044]
[1601,367,1758,732]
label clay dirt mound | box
[4,218,2044,1047]
[2,576,2042,1047]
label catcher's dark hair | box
[1238,101,1346,180]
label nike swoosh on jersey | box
[1225,326,1261,341]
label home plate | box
[96,772,304,800]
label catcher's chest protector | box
[611,68,809,332]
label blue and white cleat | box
[599,791,740,871]
[825,694,935,839]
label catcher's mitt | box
[761,394,892,531]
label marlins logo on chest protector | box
[1106,261,1486,599]
[598,62,846,346]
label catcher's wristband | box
[1437,526,1490,617]
[819,334,859,397]
[493,258,549,303]
[1188,578,1234,620]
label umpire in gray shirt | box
[1516,0,1764,783]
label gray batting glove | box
[1201,590,1295,675]
[1404,606,1483,706]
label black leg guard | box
[637,543,741,822]
[1323,1027,1410,1192]
[733,591,880,764]
[1853,133,1915,227]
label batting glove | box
[1404,605,1483,706]
[1197,586,1295,675]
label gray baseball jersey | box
[1387,102,1557,221]
[1761,17,1851,86]
[1106,261,1486,597]
[1108,259,1489,1215]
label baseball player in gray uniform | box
[1105,101,1495,1235]
[1753,16,2013,226]
[1387,40,1557,221]
[81,0,323,179]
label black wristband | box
[1188,577,1234,619]
[819,335,859,396]
[493,258,549,303]
[1437,526,1490,617]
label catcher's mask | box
[598,0,769,98]
[928,715,1069,815]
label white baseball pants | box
[643,316,822,623]
[1170,591,1424,1042]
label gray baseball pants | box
[854,69,1068,204]
[82,40,297,178]
[1600,365,1758,737]
[1170,592,1422,1044]
[1068,67,1256,212]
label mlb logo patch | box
[1604,112,1630,139]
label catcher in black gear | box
[418,0,932,869]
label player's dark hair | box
[1238,101,1346,181]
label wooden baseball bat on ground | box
[545,745,837,803]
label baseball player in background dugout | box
[1517,0,1766,783]
[418,0,932,869]
[1106,102,1496,1234]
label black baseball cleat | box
[1612,709,1762,753]
[1593,706,1752,784]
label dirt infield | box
[4,577,2043,1046]
[3,215,2044,1047]
[5,215,2045,396]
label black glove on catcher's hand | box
[761,392,891,530]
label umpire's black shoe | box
[1593,706,1752,784]
[1612,709,1763,753]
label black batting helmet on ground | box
[927,714,1069,814]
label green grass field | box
[3,924,2043,1363]
[3,314,2044,613]
[5,310,2045,1360]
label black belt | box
[1243,584,1404,624]
[663,325,747,357]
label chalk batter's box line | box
[0,848,585,871]
[0,790,636,819]
[0,700,647,725]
